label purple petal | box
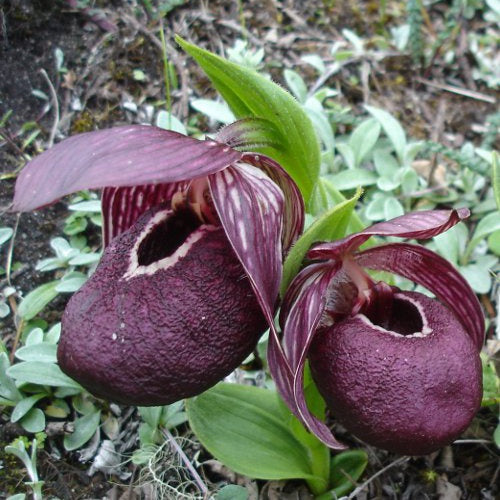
[293,361,346,449]
[101,182,189,246]
[309,209,470,261]
[281,263,339,374]
[355,243,485,351]
[13,126,242,211]
[210,163,294,416]
[267,331,295,409]
[209,163,284,319]
[279,262,346,449]
[242,153,305,253]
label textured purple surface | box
[308,291,482,455]
[58,206,266,405]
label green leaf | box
[336,142,356,170]
[481,353,500,407]
[176,36,320,205]
[365,194,387,221]
[0,302,10,318]
[400,166,419,195]
[384,196,404,219]
[19,408,46,433]
[488,230,500,255]
[328,169,377,190]
[492,152,500,210]
[0,227,13,246]
[433,225,466,266]
[191,99,235,125]
[5,441,31,466]
[284,69,308,103]
[0,353,22,402]
[25,328,44,346]
[68,253,100,265]
[138,422,160,446]
[494,421,500,449]
[302,54,326,74]
[45,323,61,344]
[15,343,57,363]
[467,211,500,257]
[7,361,82,389]
[186,383,327,487]
[11,393,47,422]
[460,262,494,294]
[155,110,187,135]
[216,485,248,500]
[348,118,381,167]
[64,215,87,235]
[55,274,87,293]
[373,149,399,177]
[365,105,407,162]
[377,176,400,192]
[138,406,163,428]
[281,189,362,296]
[310,177,354,215]
[68,200,102,212]
[305,106,334,151]
[17,281,59,320]
[403,141,424,165]
[64,410,101,451]
[329,450,368,497]
[45,399,71,418]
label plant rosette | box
[270,209,484,455]
[12,120,304,406]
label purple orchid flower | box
[269,209,484,455]
[13,123,304,405]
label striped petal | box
[355,243,485,351]
[309,208,469,261]
[209,162,284,322]
[278,262,346,449]
[101,182,189,246]
[13,126,242,211]
[242,153,305,253]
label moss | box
[71,111,95,134]
[0,441,28,495]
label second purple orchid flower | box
[270,208,484,455]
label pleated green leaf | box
[176,36,320,205]
[186,383,326,485]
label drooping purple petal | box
[281,262,339,373]
[309,208,470,261]
[210,162,292,416]
[279,262,346,449]
[355,243,485,351]
[208,162,284,321]
[101,182,189,246]
[267,331,295,409]
[13,126,242,212]
[243,153,305,253]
